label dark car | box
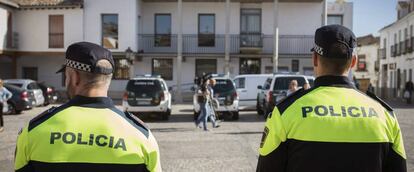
[4,84,36,114]
[38,82,58,106]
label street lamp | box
[125,47,134,63]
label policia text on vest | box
[49,132,127,151]
[15,96,161,172]
[301,105,378,118]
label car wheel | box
[232,111,239,120]
[7,103,18,115]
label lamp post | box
[125,47,134,63]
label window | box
[327,15,343,25]
[292,60,299,72]
[263,78,272,90]
[102,14,118,49]
[239,58,261,74]
[357,55,367,71]
[196,59,216,77]
[234,77,245,89]
[198,14,215,47]
[240,9,262,47]
[152,59,173,80]
[22,67,38,81]
[113,58,130,80]
[155,14,171,47]
[49,15,64,48]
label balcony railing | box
[137,34,314,55]
[378,48,386,59]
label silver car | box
[4,79,45,106]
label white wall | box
[0,4,15,50]
[141,2,322,35]
[84,0,138,52]
[14,9,83,52]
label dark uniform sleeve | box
[384,111,407,172]
[256,108,287,172]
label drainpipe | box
[176,0,183,103]
[225,0,230,76]
[273,0,279,73]
[322,0,327,26]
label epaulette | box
[275,87,316,117]
[28,106,58,131]
[124,111,150,138]
[366,91,394,112]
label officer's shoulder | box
[276,87,315,115]
[364,91,394,113]
[123,111,150,138]
[28,103,70,132]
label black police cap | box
[56,42,115,74]
[311,25,356,59]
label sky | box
[333,0,398,37]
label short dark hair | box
[318,43,353,74]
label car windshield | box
[8,83,23,88]
[212,79,235,94]
[126,80,163,96]
[273,77,307,90]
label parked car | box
[170,83,197,102]
[256,74,308,117]
[122,75,172,120]
[3,84,36,114]
[233,74,272,111]
[4,79,45,107]
[193,74,239,120]
[38,82,58,106]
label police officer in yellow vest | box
[15,42,161,172]
[257,25,406,172]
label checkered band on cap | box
[66,59,92,72]
[313,44,324,56]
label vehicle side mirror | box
[257,85,263,89]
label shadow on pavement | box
[216,131,263,135]
[151,127,195,132]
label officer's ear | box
[73,70,82,86]
[350,54,357,69]
[312,52,318,67]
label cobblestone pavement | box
[1,103,413,172]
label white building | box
[379,0,414,99]
[354,34,380,93]
[0,0,353,101]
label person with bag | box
[195,80,211,131]
[0,79,13,132]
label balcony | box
[137,34,314,56]
[378,48,386,59]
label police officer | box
[257,25,406,172]
[15,42,161,172]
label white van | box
[233,74,272,110]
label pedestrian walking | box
[15,42,161,172]
[404,80,414,104]
[207,79,220,128]
[195,81,211,131]
[0,79,12,132]
[257,25,406,172]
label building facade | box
[0,0,353,101]
[354,34,380,93]
[379,0,414,100]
